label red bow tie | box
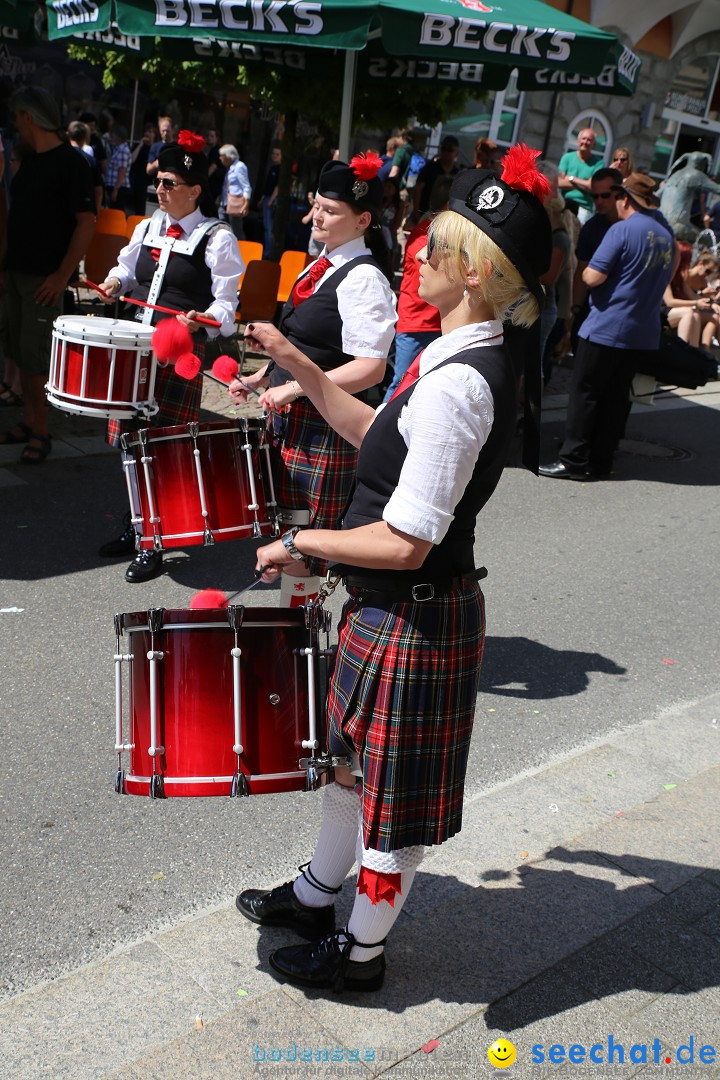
[291,256,333,307]
[150,222,184,262]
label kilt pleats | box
[327,584,485,852]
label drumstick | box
[81,278,222,328]
[203,369,261,398]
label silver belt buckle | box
[277,507,312,526]
[411,583,435,602]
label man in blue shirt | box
[541,173,674,479]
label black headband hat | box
[157,130,209,185]
[317,152,384,211]
[447,144,552,308]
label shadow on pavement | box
[481,636,627,699]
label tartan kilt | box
[106,345,204,448]
[270,398,358,577]
[327,584,485,852]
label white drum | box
[47,316,159,420]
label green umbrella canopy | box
[47,0,636,83]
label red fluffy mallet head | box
[177,130,206,154]
[212,354,239,383]
[174,352,202,380]
[152,318,193,362]
[189,588,228,610]
[350,151,383,181]
[500,143,551,202]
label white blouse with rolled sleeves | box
[309,236,397,356]
[381,320,502,545]
[108,207,244,338]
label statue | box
[658,152,720,242]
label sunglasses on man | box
[591,191,614,200]
[153,177,190,191]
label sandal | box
[0,421,31,445]
[0,381,23,407]
[19,433,52,464]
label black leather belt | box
[344,566,487,605]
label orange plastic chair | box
[83,233,127,292]
[237,239,263,287]
[96,208,127,235]
[277,250,309,304]
[125,214,149,239]
[236,260,282,364]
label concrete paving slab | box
[104,989,374,1079]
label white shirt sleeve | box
[203,224,245,337]
[335,264,397,358]
[228,160,252,199]
[383,363,495,544]
[108,219,151,293]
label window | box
[565,110,612,163]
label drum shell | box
[48,316,157,420]
[122,420,277,548]
[119,607,320,797]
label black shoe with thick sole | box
[99,512,137,557]
[269,929,386,993]
[125,550,163,583]
[236,879,335,941]
[538,460,590,480]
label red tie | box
[150,222,183,262]
[388,351,424,401]
[291,256,333,307]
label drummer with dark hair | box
[234,146,552,993]
[98,130,244,582]
[229,153,397,606]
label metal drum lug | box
[230,772,250,798]
[149,774,166,800]
[115,769,126,794]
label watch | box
[281,527,305,561]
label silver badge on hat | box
[184,154,192,169]
[352,179,368,200]
[476,185,504,211]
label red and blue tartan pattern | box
[270,398,358,576]
[327,585,485,852]
[106,349,203,447]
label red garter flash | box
[357,867,403,906]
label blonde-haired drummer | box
[234,147,552,993]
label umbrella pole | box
[338,51,357,161]
[130,79,139,144]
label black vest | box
[127,228,216,326]
[339,344,517,584]
[270,254,377,387]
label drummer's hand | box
[178,309,213,333]
[98,277,121,302]
[255,538,298,582]
[258,382,297,412]
[34,270,68,307]
[228,370,268,403]
[244,322,304,372]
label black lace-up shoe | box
[538,460,590,480]
[125,550,163,583]
[269,929,386,992]
[99,512,137,557]
[236,879,335,941]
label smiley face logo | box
[488,1038,517,1068]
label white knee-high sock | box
[293,783,361,908]
[346,839,424,961]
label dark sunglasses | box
[153,177,189,191]
[591,192,614,200]
[427,231,436,259]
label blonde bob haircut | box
[428,210,540,328]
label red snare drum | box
[114,605,335,798]
[47,316,158,420]
[121,419,278,548]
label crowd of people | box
[3,82,720,996]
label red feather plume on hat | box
[177,130,206,154]
[350,151,383,181]
[501,143,551,202]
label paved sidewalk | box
[2,693,719,1080]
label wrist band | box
[292,381,301,400]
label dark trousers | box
[560,337,649,473]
